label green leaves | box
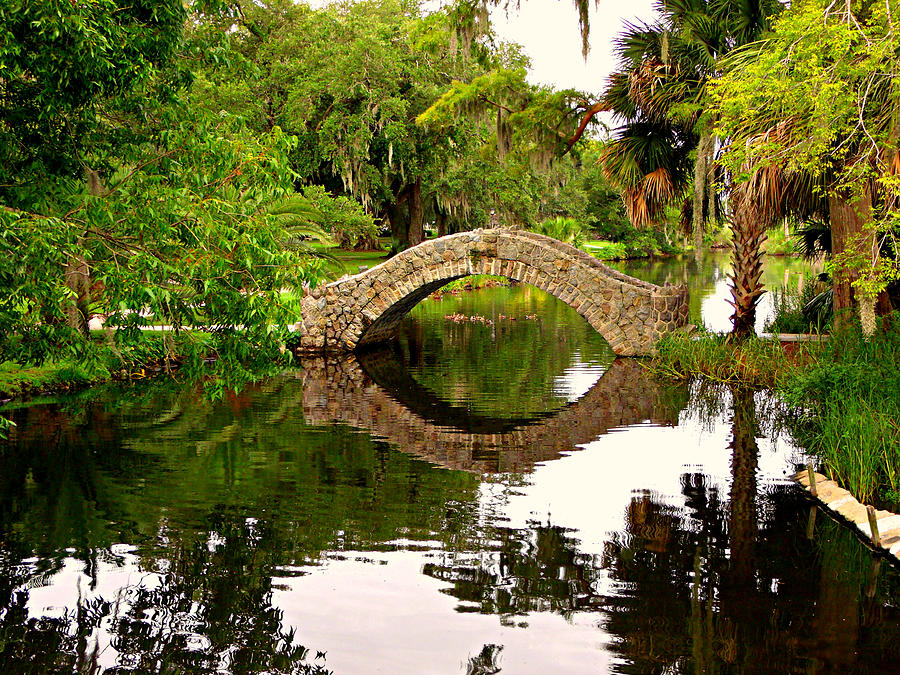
[0,0,339,397]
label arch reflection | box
[299,350,686,473]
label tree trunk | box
[729,186,768,339]
[436,209,447,238]
[828,187,872,329]
[64,245,91,337]
[408,178,424,247]
[65,169,101,337]
[693,130,713,256]
[387,201,408,254]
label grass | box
[584,240,629,261]
[430,275,510,297]
[308,241,390,279]
[650,331,815,388]
[0,359,106,399]
[779,320,900,505]
[0,331,213,400]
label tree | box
[712,0,900,334]
[192,0,498,251]
[0,1,326,376]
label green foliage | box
[650,332,804,388]
[763,226,798,256]
[587,229,680,260]
[764,283,832,334]
[191,0,497,247]
[587,242,628,261]
[780,319,900,503]
[1,116,320,364]
[0,0,187,178]
[530,217,585,248]
[0,1,327,389]
[711,0,900,301]
[301,185,378,249]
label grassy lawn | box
[309,240,391,279]
[583,240,629,261]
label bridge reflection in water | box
[299,350,685,473]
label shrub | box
[779,319,900,504]
[530,217,586,249]
[764,281,832,334]
[301,185,379,250]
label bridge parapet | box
[296,228,689,356]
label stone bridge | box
[296,228,689,356]
[299,352,686,473]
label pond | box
[2,252,898,674]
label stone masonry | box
[295,228,690,356]
[298,354,681,473]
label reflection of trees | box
[421,385,900,673]
[396,284,616,418]
[425,520,601,621]
[0,378,483,673]
[600,387,900,674]
[0,511,331,674]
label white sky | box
[488,0,659,93]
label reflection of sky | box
[701,258,821,333]
[492,394,802,560]
[551,351,605,402]
[701,277,773,333]
[269,393,803,674]
[273,552,613,674]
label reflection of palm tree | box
[726,386,758,589]
[598,387,900,673]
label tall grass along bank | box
[779,321,900,505]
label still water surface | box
[2,253,899,674]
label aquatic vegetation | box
[649,331,813,389]
[653,318,900,504]
[779,321,900,504]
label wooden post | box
[807,463,817,497]
[867,505,881,547]
[807,506,817,540]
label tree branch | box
[562,100,607,156]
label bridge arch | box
[296,228,689,356]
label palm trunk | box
[728,186,767,338]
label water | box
[2,253,899,674]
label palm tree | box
[599,18,704,234]
[597,0,784,336]
[712,2,900,335]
